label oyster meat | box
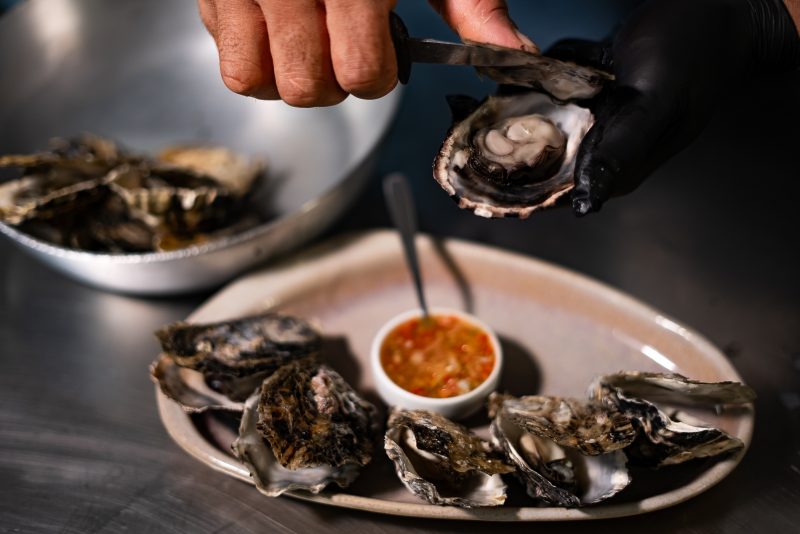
[233,360,379,496]
[433,91,593,218]
[590,372,755,467]
[384,408,514,508]
[489,393,633,506]
[151,312,321,411]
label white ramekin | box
[370,307,503,420]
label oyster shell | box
[472,47,612,101]
[106,164,237,234]
[152,312,321,411]
[0,174,108,226]
[433,91,593,218]
[589,371,757,406]
[150,354,244,413]
[0,137,264,252]
[489,393,632,506]
[384,408,514,508]
[233,361,379,496]
[157,145,263,197]
[0,135,125,225]
[590,372,754,467]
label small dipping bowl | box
[370,307,503,420]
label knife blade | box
[389,12,611,100]
[390,12,532,84]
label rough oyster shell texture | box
[467,44,612,101]
[589,372,755,467]
[384,408,514,507]
[151,312,321,411]
[233,361,380,497]
[0,135,264,252]
[433,91,593,218]
[489,393,632,506]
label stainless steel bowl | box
[0,0,400,294]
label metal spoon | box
[383,173,429,317]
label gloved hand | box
[546,0,800,216]
[197,0,536,107]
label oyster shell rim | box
[383,408,511,508]
[433,92,594,219]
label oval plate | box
[156,230,753,521]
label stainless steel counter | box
[1,1,799,532]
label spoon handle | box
[383,173,429,317]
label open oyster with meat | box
[384,408,514,507]
[482,372,754,508]
[433,52,609,218]
[488,393,635,506]
[0,135,264,252]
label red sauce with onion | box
[379,314,495,398]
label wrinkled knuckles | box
[220,64,268,97]
[277,75,337,107]
[336,63,395,99]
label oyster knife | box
[389,12,611,100]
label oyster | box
[433,91,593,218]
[590,372,755,467]
[106,164,237,236]
[589,371,757,406]
[152,312,321,411]
[384,408,514,507]
[0,135,125,225]
[0,136,264,252]
[489,393,633,506]
[233,361,379,496]
[472,46,612,101]
[157,145,263,197]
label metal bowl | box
[0,0,400,294]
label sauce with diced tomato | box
[379,314,495,398]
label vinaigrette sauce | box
[379,314,495,398]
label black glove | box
[548,0,800,216]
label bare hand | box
[197,0,537,107]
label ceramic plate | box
[155,230,753,521]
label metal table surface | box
[1,1,799,533]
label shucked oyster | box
[489,393,633,506]
[233,361,379,496]
[590,372,755,467]
[433,91,593,218]
[384,408,514,508]
[151,312,321,411]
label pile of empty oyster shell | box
[0,135,264,252]
[151,311,755,508]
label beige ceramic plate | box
[156,230,753,521]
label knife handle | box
[390,12,411,84]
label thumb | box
[572,87,680,216]
[429,0,538,52]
